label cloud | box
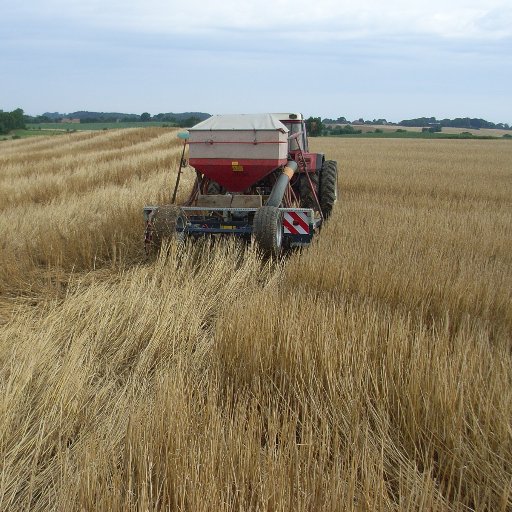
[2,0,511,121]
[5,0,512,40]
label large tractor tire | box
[299,172,319,209]
[319,160,338,219]
[148,205,186,251]
[253,206,284,256]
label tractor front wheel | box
[253,206,283,256]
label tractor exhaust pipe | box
[266,161,298,207]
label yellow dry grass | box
[0,130,511,511]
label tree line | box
[0,108,25,134]
[398,116,510,130]
[24,111,211,127]
[4,107,510,136]
[322,115,511,130]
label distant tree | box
[305,117,324,137]
[12,108,25,127]
[422,125,442,133]
[400,117,436,127]
[449,118,472,129]
[400,116,505,130]
[327,124,362,135]
[140,112,151,122]
[0,108,25,134]
[179,116,201,128]
[323,116,348,124]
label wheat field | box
[0,129,511,511]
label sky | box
[1,0,511,123]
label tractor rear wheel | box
[319,160,338,219]
[299,172,319,209]
[148,205,186,251]
[253,206,283,256]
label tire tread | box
[253,206,282,255]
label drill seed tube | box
[265,161,298,207]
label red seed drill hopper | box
[144,113,338,254]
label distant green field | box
[1,129,67,140]
[26,121,177,131]
[0,122,179,139]
[4,123,509,141]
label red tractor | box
[144,113,338,254]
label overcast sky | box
[2,0,511,122]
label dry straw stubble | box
[0,131,511,510]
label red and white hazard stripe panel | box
[283,211,310,235]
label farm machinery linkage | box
[144,113,338,255]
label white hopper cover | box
[189,114,289,132]
[188,113,290,162]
